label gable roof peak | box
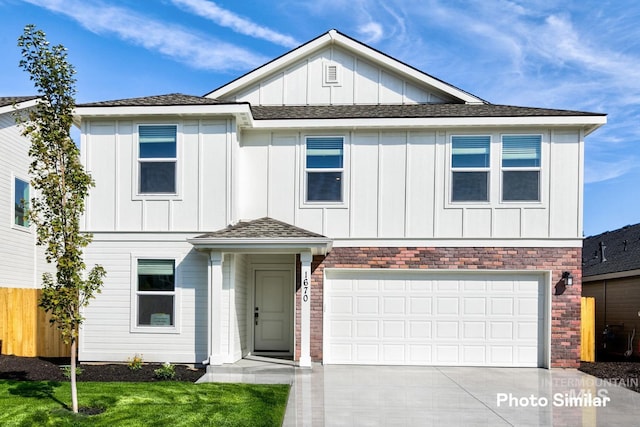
[205,29,485,104]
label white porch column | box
[208,251,224,365]
[300,251,312,368]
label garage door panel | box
[436,297,459,315]
[490,322,513,339]
[325,273,545,367]
[409,297,431,314]
[436,281,459,292]
[463,345,486,364]
[409,280,432,292]
[490,346,514,364]
[331,296,353,314]
[435,321,459,339]
[383,297,405,314]
[490,298,514,315]
[517,297,538,315]
[383,321,404,338]
[463,297,486,315]
[463,321,485,339]
[356,279,378,291]
[409,321,431,339]
[356,297,378,314]
[356,321,378,338]
[436,345,459,363]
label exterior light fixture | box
[562,271,573,286]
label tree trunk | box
[71,340,78,413]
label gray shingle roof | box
[77,93,237,107]
[583,223,640,277]
[0,96,39,108]
[251,104,605,120]
[194,217,326,239]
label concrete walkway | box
[283,365,640,426]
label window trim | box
[11,174,31,231]
[133,123,182,200]
[130,254,181,334]
[449,134,491,204]
[500,134,543,204]
[301,135,348,208]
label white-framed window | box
[133,258,178,332]
[451,135,491,202]
[305,136,344,203]
[13,176,30,228]
[138,125,177,195]
[501,135,541,202]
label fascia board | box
[249,115,608,130]
[187,237,333,255]
[583,269,640,282]
[0,98,40,115]
[74,103,252,117]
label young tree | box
[17,24,105,414]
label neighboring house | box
[0,96,67,357]
[582,223,640,359]
[74,30,606,369]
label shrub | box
[154,362,176,380]
[61,366,83,379]
[127,354,144,371]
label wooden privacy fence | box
[0,287,70,357]
[581,296,595,362]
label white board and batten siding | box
[82,118,233,234]
[237,128,584,241]
[324,270,548,367]
[230,45,452,106]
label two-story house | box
[74,30,605,369]
[0,96,67,357]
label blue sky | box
[0,0,638,237]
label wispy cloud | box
[170,0,299,48]
[585,157,637,184]
[23,0,267,71]
[357,22,384,43]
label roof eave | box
[73,103,254,127]
[583,268,640,282]
[187,237,333,256]
[246,115,608,130]
[0,97,40,115]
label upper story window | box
[451,135,490,202]
[138,125,177,194]
[136,259,175,327]
[501,135,541,202]
[14,177,30,227]
[305,136,344,203]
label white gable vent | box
[323,61,342,86]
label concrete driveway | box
[283,365,640,426]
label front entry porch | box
[187,217,332,369]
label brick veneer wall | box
[295,246,581,368]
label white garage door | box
[324,271,546,367]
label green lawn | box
[0,380,289,426]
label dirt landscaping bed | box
[2,354,639,393]
[579,361,640,393]
[0,354,205,382]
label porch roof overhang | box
[187,217,333,256]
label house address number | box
[303,271,309,303]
